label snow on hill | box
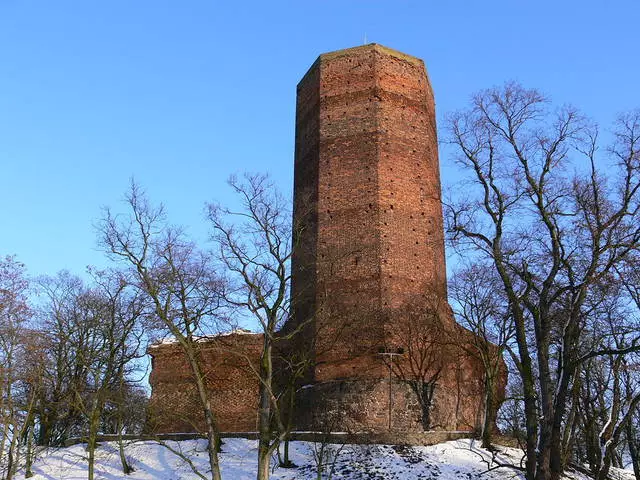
[22,438,634,480]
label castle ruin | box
[148,44,503,437]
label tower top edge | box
[297,43,426,89]
[319,43,424,66]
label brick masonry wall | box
[288,44,504,433]
[147,333,263,433]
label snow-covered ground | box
[22,438,635,479]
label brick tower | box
[290,44,477,432]
[148,44,500,437]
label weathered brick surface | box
[290,44,450,382]
[147,333,263,433]
[289,44,502,432]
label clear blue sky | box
[1,1,639,278]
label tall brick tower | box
[147,44,499,437]
[289,44,476,432]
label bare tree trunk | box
[408,380,436,432]
[21,407,37,479]
[511,311,538,480]
[117,404,133,474]
[25,422,34,478]
[204,408,222,480]
[627,418,640,480]
[5,436,15,480]
[185,348,222,480]
[280,384,296,467]
[257,454,271,480]
[257,342,273,480]
[481,371,495,449]
[87,397,102,480]
[0,407,7,476]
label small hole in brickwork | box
[390,205,394,209]
[415,241,419,245]
[421,212,425,216]
[369,203,373,209]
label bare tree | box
[446,83,640,480]
[207,173,296,480]
[98,182,225,480]
[36,272,94,447]
[82,269,146,479]
[625,385,640,480]
[33,269,146,479]
[0,256,32,480]
[383,300,445,432]
[449,263,513,448]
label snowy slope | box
[23,438,635,480]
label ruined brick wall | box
[147,332,263,433]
